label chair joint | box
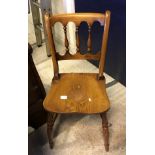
[97,75,105,80]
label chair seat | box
[43,73,110,114]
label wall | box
[75,0,126,86]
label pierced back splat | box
[44,11,111,80]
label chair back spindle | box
[87,26,92,52]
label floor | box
[28,12,126,155]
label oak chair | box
[43,10,111,152]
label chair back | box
[44,11,111,79]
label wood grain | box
[87,26,92,52]
[43,73,110,114]
[50,13,105,26]
[76,26,80,51]
[44,11,111,79]
[43,11,111,113]
[43,11,111,151]
[56,51,101,60]
[99,11,111,78]
[44,14,59,79]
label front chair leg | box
[100,112,109,152]
[47,112,58,148]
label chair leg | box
[47,112,58,148]
[100,112,109,152]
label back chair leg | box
[100,112,109,152]
[47,112,58,148]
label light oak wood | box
[76,26,80,51]
[64,26,68,51]
[44,11,111,79]
[43,11,111,152]
[44,14,59,79]
[87,26,92,52]
[99,11,111,78]
[50,13,105,26]
[43,73,110,113]
[56,52,101,60]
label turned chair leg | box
[47,112,58,148]
[100,112,109,152]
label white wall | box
[51,0,75,14]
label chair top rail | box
[50,13,105,26]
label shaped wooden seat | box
[43,73,110,113]
[43,11,111,152]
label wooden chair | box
[43,10,111,152]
